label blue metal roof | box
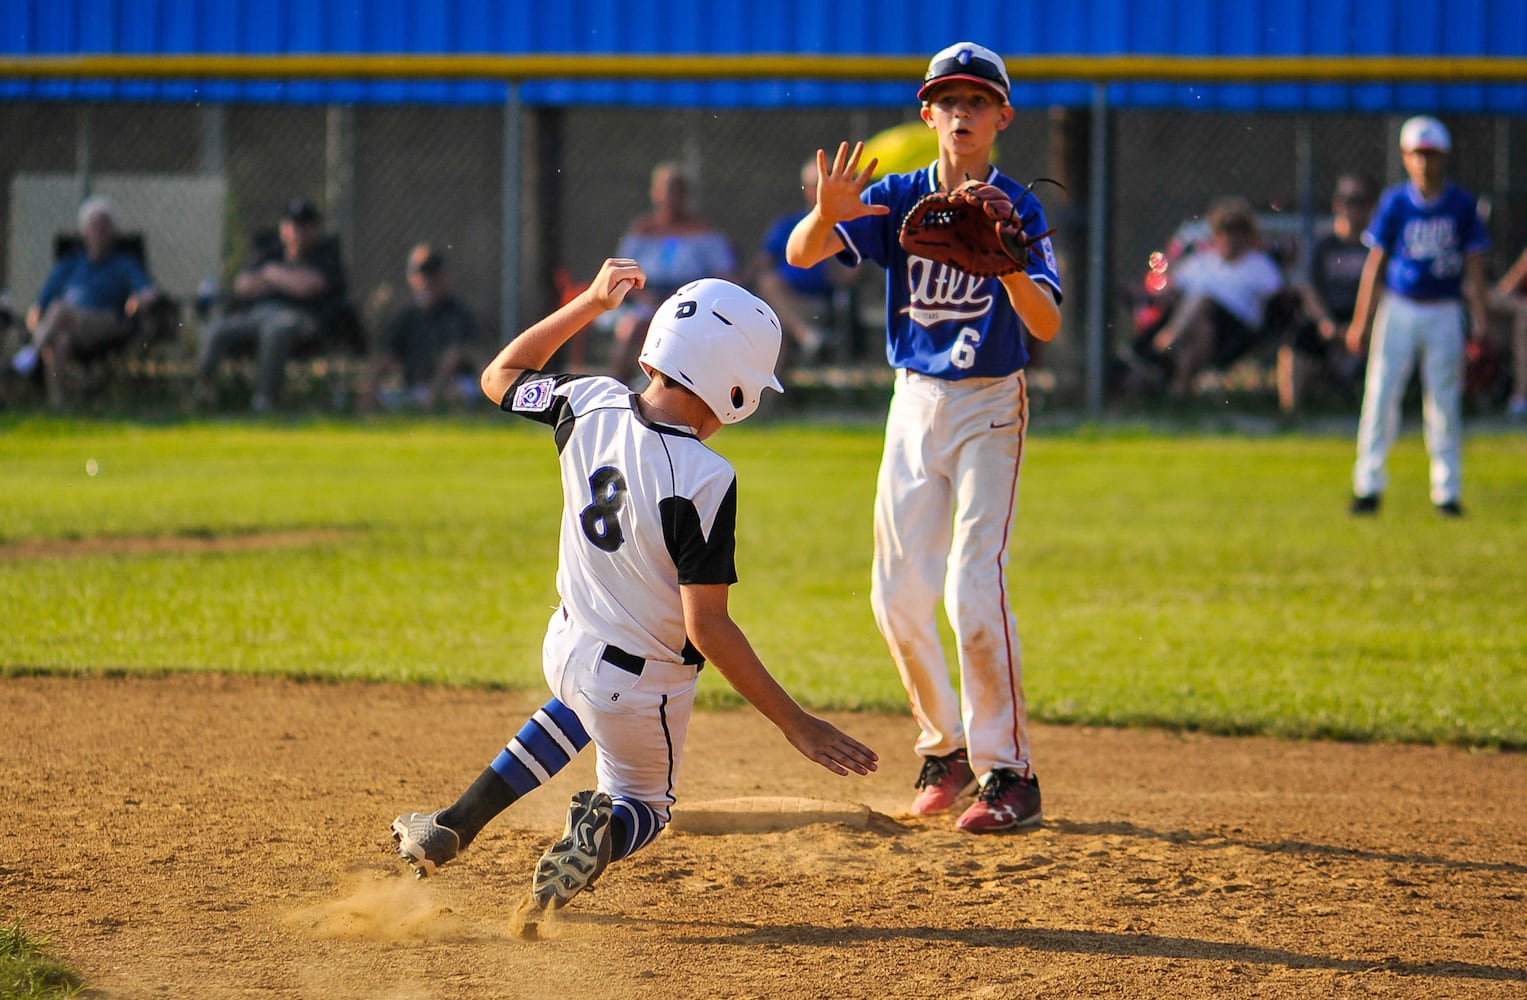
[1,0,1524,111]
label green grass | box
[2,414,1524,747]
[0,919,84,999]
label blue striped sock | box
[610,796,666,860]
[489,698,590,797]
[441,698,592,846]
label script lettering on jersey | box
[900,257,994,327]
[1401,216,1463,279]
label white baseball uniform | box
[1354,179,1489,505]
[505,370,739,831]
[834,162,1062,778]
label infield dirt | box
[3,674,1523,999]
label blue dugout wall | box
[2,0,1525,111]
[4,0,1523,413]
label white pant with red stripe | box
[870,369,1033,779]
[1353,293,1466,505]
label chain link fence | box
[2,95,1522,412]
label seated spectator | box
[607,161,736,382]
[1487,243,1527,421]
[10,196,160,410]
[194,197,345,413]
[1145,197,1286,398]
[365,243,483,412]
[0,292,15,343]
[1277,173,1378,414]
[745,157,855,366]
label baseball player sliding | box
[786,42,1062,832]
[392,259,876,915]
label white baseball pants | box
[870,369,1033,778]
[542,607,698,826]
[1353,294,1466,504]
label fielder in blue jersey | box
[787,42,1062,834]
[1347,115,1490,516]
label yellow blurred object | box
[860,120,937,178]
[859,119,1000,179]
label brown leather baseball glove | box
[898,179,1054,278]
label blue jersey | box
[1364,181,1489,302]
[763,211,834,298]
[37,250,151,316]
[835,163,1062,379]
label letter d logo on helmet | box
[639,279,784,424]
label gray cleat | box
[530,790,613,909]
[391,810,461,878]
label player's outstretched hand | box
[815,141,892,226]
[586,257,646,310]
[785,713,879,776]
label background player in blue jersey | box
[786,42,1061,833]
[391,258,877,919]
[1347,116,1490,516]
[747,156,854,365]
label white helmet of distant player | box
[639,278,784,424]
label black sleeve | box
[316,241,347,300]
[445,297,479,346]
[661,478,739,586]
[246,245,281,272]
[501,369,582,437]
[382,306,412,357]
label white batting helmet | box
[639,278,783,425]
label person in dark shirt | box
[194,197,346,412]
[1277,173,1378,414]
[366,243,483,412]
[1486,243,1527,420]
[11,196,158,409]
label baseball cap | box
[407,243,444,274]
[283,197,322,224]
[77,195,118,231]
[918,42,1011,103]
[1399,116,1451,154]
[1334,174,1377,205]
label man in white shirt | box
[1151,197,1285,397]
